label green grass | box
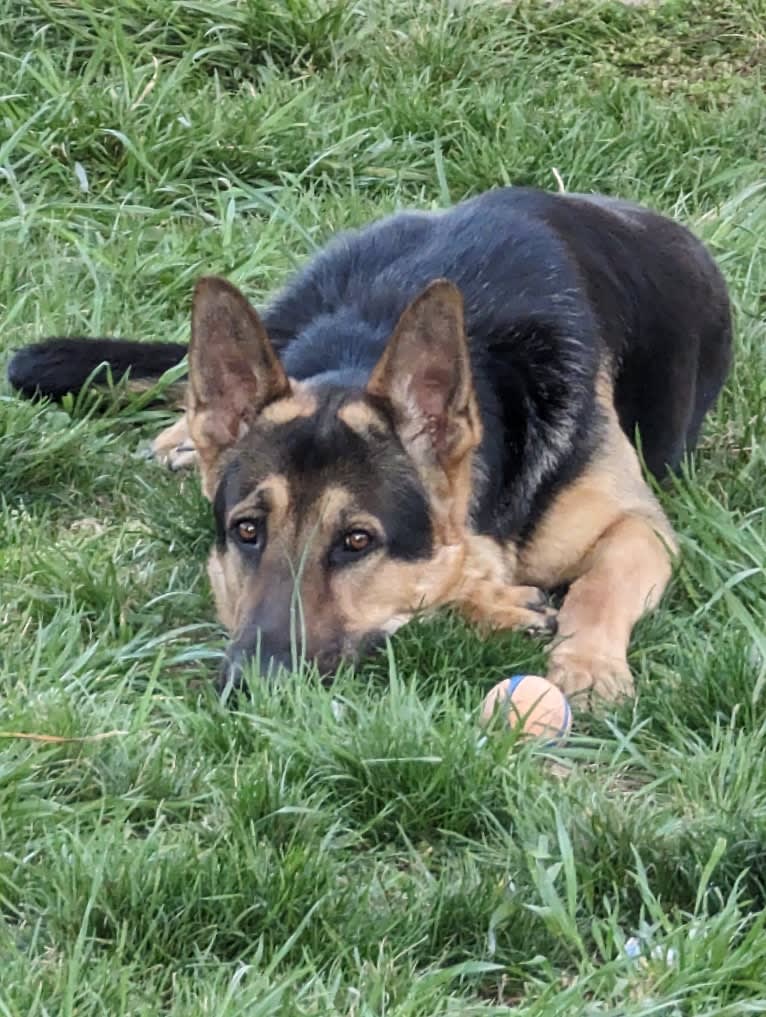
[1,0,765,1012]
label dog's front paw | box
[463,584,558,635]
[512,586,559,635]
[547,651,634,708]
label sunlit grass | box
[0,0,764,1012]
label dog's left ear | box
[367,279,482,476]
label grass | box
[1,0,765,1012]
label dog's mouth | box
[215,630,388,695]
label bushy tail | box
[6,338,188,403]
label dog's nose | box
[216,653,245,696]
[215,644,296,695]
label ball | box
[480,674,572,741]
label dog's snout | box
[216,640,296,694]
[213,615,387,697]
[215,635,355,695]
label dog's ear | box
[187,276,290,480]
[367,279,481,476]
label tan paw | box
[152,439,198,471]
[465,585,558,635]
[508,586,559,634]
[150,416,198,471]
[547,651,634,708]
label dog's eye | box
[233,519,262,546]
[329,528,378,567]
[344,529,373,553]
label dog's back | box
[252,188,732,531]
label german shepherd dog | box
[8,187,733,704]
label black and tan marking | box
[7,187,733,704]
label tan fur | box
[334,544,465,639]
[447,534,557,632]
[403,398,482,542]
[151,381,315,471]
[208,479,467,663]
[546,514,673,704]
[365,371,676,703]
[366,281,484,538]
[337,400,388,435]
[518,407,673,587]
[225,474,291,531]
[313,486,464,641]
[516,379,676,705]
[259,383,317,425]
[207,546,244,633]
[151,414,196,470]
[187,277,291,498]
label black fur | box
[6,338,187,400]
[7,187,732,547]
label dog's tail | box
[6,338,188,404]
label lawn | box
[1,0,765,1013]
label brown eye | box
[344,530,373,553]
[235,519,262,545]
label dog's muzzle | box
[215,629,388,695]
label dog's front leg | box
[546,513,675,706]
[459,582,559,634]
[452,535,558,634]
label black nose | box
[216,645,296,695]
[214,631,383,698]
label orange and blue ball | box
[480,674,572,741]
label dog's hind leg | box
[151,414,198,470]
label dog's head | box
[186,276,483,688]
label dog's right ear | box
[187,276,290,485]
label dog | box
[7,187,733,704]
